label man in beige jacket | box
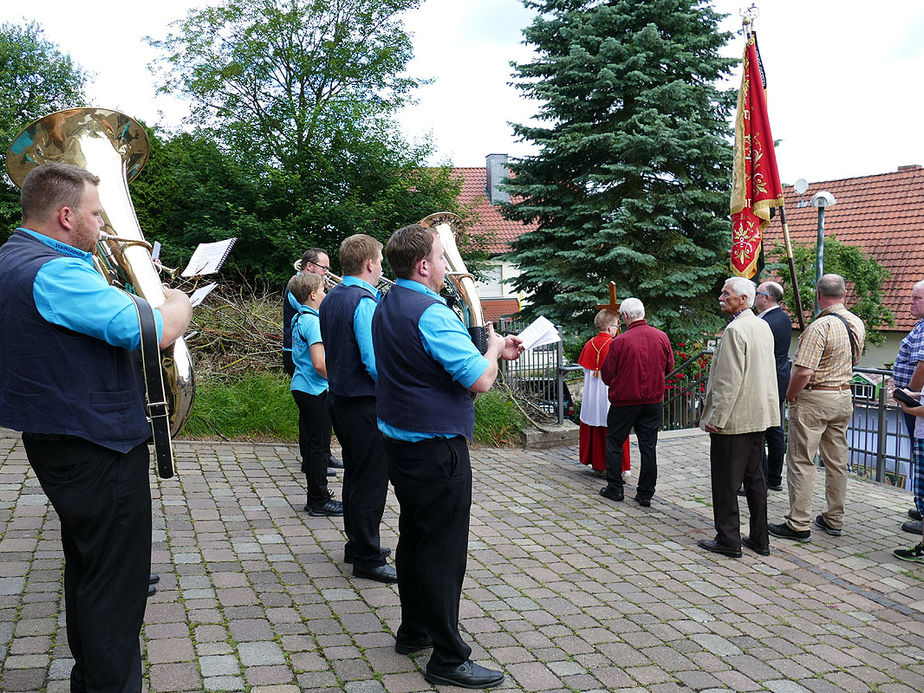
[699,277,780,557]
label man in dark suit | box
[755,281,792,492]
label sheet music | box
[189,282,218,308]
[181,238,237,277]
[517,315,561,350]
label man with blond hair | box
[770,274,865,541]
[319,234,395,582]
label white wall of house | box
[476,259,523,301]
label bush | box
[181,371,297,441]
[181,372,526,446]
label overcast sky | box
[1,0,921,188]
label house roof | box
[764,165,924,332]
[454,167,537,254]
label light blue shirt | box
[23,228,163,350]
[290,305,328,396]
[378,278,490,441]
[342,275,380,382]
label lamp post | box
[811,190,836,313]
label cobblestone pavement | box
[1,428,923,693]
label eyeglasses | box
[756,292,770,297]
[308,261,330,272]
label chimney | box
[485,153,509,205]
[898,164,922,171]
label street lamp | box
[811,190,836,312]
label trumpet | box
[293,260,395,291]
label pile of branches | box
[184,280,285,378]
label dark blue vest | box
[282,288,295,352]
[372,285,475,440]
[319,282,376,397]
[0,231,150,452]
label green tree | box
[768,237,894,345]
[146,0,464,284]
[0,22,88,242]
[503,0,736,342]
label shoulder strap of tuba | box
[129,293,176,478]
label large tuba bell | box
[418,212,488,354]
[6,108,195,455]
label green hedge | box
[180,372,524,446]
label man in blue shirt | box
[319,234,396,582]
[373,223,522,689]
[893,281,924,531]
[0,163,192,693]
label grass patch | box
[180,372,526,446]
[473,389,525,447]
[181,371,298,441]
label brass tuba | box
[418,212,488,353]
[6,108,195,453]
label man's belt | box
[129,294,175,478]
[804,384,851,391]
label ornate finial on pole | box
[740,3,759,35]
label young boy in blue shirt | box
[289,272,343,516]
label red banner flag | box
[730,33,784,278]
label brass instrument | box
[293,261,395,291]
[419,212,488,353]
[6,108,195,444]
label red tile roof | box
[765,165,924,332]
[481,298,521,323]
[453,167,538,254]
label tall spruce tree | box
[505,0,737,342]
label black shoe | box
[814,514,842,536]
[149,573,160,585]
[768,522,811,541]
[737,486,746,496]
[147,583,156,598]
[425,660,504,689]
[742,535,770,556]
[328,454,344,469]
[902,520,923,534]
[394,634,432,654]
[344,547,391,564]
[697,538,742,558]
[599,486,624,502]
[327,467,337,477]
[768,484,783,492]
[305,499,343,516]
[910,507,923,521]
[633,495,651,508]
[353,563,398,583]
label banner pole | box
[778,206,805,330]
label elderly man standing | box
[599,297,673,507]
[892,280,924,530]
[770,274,865,541]
[755,281,792,491]
[699,277,779,557]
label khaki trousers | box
[784,389,853,532]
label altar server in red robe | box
[578,309,630,475]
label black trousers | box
[709,431,768,550]
[328,394,388,569]
[22,434,151,693]
[385,436,472,670]
[605,403,661,500]
[292,389,332,508]
[763,398,786,487]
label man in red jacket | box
[600,297,674,507]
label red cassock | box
[577,333,630,473]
